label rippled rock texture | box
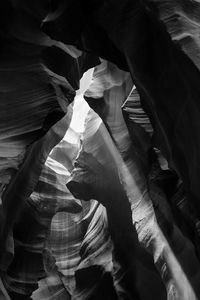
[0,1,98,275]
[1,1,200,300]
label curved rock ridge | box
[2,110,82,297]
[148,0,200,69]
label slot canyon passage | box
[2,1,200,299]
